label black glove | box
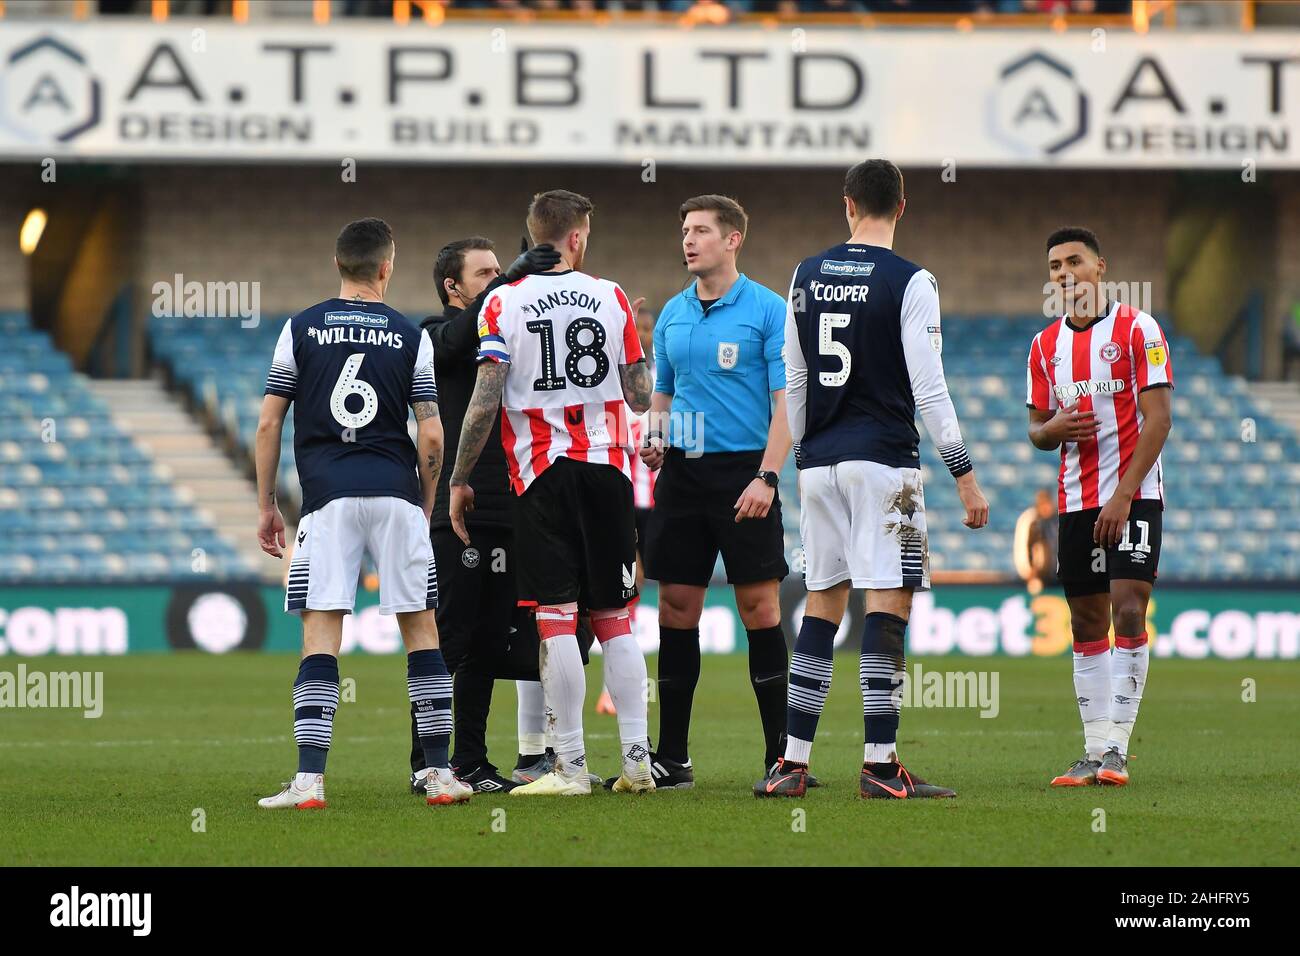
[503,237,561,282]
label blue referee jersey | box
[652,274,786,454]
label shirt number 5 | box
[819,311,852,387]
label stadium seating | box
[0,313,258,583]
[149,314,304,506]
[147,312,1300,583]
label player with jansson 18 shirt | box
[449,190,657,796]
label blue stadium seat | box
[0,313,259,583]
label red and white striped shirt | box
[478,270,644,494]
[627,411,657,510]
[1026,302,1173,513]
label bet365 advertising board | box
[0,583,1295,659]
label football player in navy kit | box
[255,218,471,809]
[757,161,989,800]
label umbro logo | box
[475,779,505,792]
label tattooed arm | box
[255,394,291,558]
[619,359,652,415]
[412,400,443,523]
[451,363,507,485]
[449,362,507,544]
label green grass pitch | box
[2,654,1296,866]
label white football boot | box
[425,767,473,806]
[258,772,326,809]
[510,758,593,796]
[610,750,655,794]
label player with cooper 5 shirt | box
[1027,226,1173,789]
[448,190,657,797]
[255,218,471,810]
[756,160,989,800]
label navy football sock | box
[294,653,340,774]
[408,649,453,770]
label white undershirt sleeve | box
[782,267,809,464]
[900,269,972,479]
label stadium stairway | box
[88,379,282,583]
[1248,381,1300,440]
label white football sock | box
[539,633,586,772]
[598,632,651,758]
[1073,646,1112,759]
[516,680,546,756]
[864,743,897,764]
[785,736,813,764]
[1106,642,1149,755]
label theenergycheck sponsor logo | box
[50,886,151,936]
[819,259,875,277]
[324,311,389,327]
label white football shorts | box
[798,460,930,592]
[286,496,436,615]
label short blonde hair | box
[527,189,594,246]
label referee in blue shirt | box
[638,195,792,789]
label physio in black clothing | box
[407,237,561,794]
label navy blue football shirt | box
[784,242,972,479]
[264,298,437,516]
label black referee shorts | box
[514,456,639,610]
[643,448,789,587]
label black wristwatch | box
[756,470,779,489]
